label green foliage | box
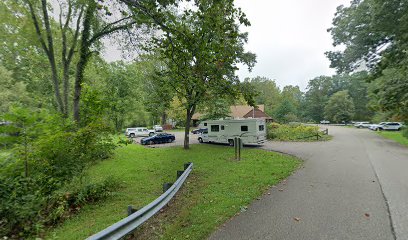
[199,98,232,120]
[0,109,116,238]
[327,0,408,122]
[140,0,256,148]
[274,99,298,123]
[324,90,355,123]
[403,128,408,140]
[267,123,326,141]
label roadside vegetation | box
[267,123,330,141]
[377,131,408,147]
[46,144,300,240]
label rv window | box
[221,125,225,130]
[241,125,248,131]
[259,125,265,131]
[204,123,207,126]
[211,125,220,132]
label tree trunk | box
[73,3,93,123]
[161,112,167,125]
[183,105,196,149]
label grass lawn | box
[377,131,408,147]
[46,144,300,240]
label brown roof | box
[192,104,271,120]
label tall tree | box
[327,0,408,121]
[324,90,355,123]
[126,0,256,149]
[24,0,136,122]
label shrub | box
[0,111,117,238]
[267,123,323,141]
[403,127,408,139]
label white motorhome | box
[197,118,266,145]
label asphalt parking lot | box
[131,131,200,148]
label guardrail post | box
[234,137,238,160]
[326,128,329,135]
[163,182,173,193]
[184,162,192,170]
[127,205,137,216]
[177,170,184,178]
[238,138,242,161]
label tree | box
[327,0,408,122]
[274,99,297,123]
[303,76,333,122]
[324,90,355,123]
[24,0,136,122]
[199,98,232,121]
[245,76,281,116]
[0,66,31,113]
[125,0,256,149]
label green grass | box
[377,131,408,147]
[46,144,300,240]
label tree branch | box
[26,0,49,54]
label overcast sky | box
[234,0,350,90]
[103,0,350,91]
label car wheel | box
[130,133,135,138]
[198,138,203,143]
[228,139,234,146]
[149,132,154,136]
[149,140,154,145]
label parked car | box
[320,120,330,124]
[125,127,155,138]
[191,128,208,134]
[369,122,389,131]
[376,122,403,131]
[140,133,175,145]
[153,125,163,132]
[354,122,371,128]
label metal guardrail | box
[87,162,194,240]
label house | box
[192,104,273,126]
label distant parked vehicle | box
[153,125,163,132]
[369,122,389,131]
[320,120,330,124]
[191,128,208,134]
[140,133,175,145]
[376,122,403,131]
[354,122,371,128]
[125,127,155,138]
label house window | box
[211,125,220,132]
[221,125,225,130]
[241,125,248,131]
[259,125,264,131]
[204,123,207,126]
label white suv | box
[153,125,163,132]
[354,122,371,128]
[125,128,155,138]
[377,122,403,131]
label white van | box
[197,119,266,145]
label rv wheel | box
[198,138,203,143]
[228,139,234,146]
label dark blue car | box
[140,133,175,145]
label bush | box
[267,123,323,141]
[403,127,408,139]
[0,175,118,237]
[0,111,117,238]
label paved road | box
[210,126,408,240]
